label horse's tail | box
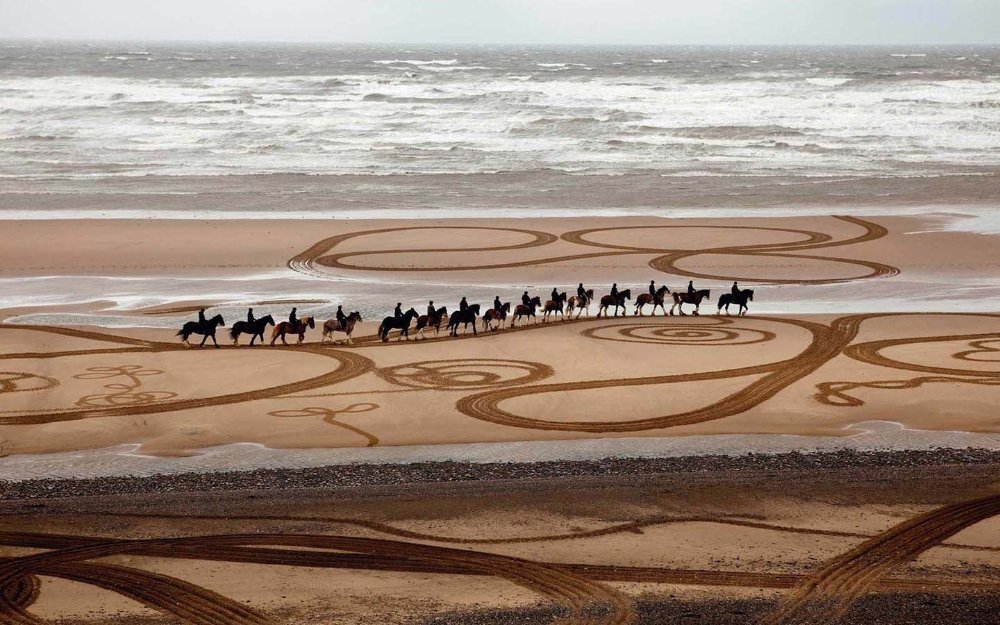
[229,324,241,340]
[377,320,387,340]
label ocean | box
[2,42,1000,181]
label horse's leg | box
[211,332,219,348]
[199,333,208,347]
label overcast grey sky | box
[1,0,997,45]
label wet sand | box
[2,452,998,624]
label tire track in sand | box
[760,493,1000,625]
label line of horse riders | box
[177,280,754,347]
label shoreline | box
[3,447,999,501]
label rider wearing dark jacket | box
[459,297,468,313]
[649,280,656,296]
[247,308,255,325]
[610,283,619,300]
[336,305,346,327]
[288,307,298,329]
[577,283,586,299]
[427,301,435,317]
[551,288,559,303]
[494,296,502,311]
[732,281,740,297]
[522,291,531,307]
[687,281,695,295]
[198,308,207,326]
[394,303,403,319]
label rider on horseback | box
[198,308,207,326]
[522,291,531,307]
[732,281,740,297]
[550,287,559,304]
[394,303,403,319]
[494,296,502,312]
[427,301,436,317]
[460,297,468,313]
[611,283,619,301]
[336,305,347,328]
[687,281,695,296]
[247,308,255,326]
[649,280,656,297]
[288,307,298,331]
[577,283,586,300]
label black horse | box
[379,308,419,342]
[229,314,274,346]
[177,313,226,348]
[717,289,754,316]
[448,303,481,337]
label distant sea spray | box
[0,43,998,179]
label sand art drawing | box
[288,216,900,285]
[0,373,57,395]
[72,365,177,408]
[0,493,997,625]
[269,403,380,447]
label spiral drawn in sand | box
[0,372,57,394]
[815,334,1000,407]
[376,359,554,391]
[954,339,1000,363]
[288,216,900,286]
[270,403,380,447]
[73,365,178,408]
[582,321,775,347]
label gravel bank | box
[2,448,999,501]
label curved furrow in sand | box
[760,494,1000,625]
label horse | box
[229,314,274,346]
[634,286,670,317]
[597,289,631,317]
[512,296,541,326]
[271,316,315,346]
[670,289,711,316]
[717,289,754,316]
[448,304,481,337]
[178,314,226,348]
[566,289,594,319]
[321,311,363,345]
[542,292,567,322]
[415,306,448,339]
[482,302,511,331]
[379,308,419,342]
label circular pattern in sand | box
[376,359,553,391]
[582,323,775,346]
[0,371,58,394]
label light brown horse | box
[670,289,711,316]
[270,316,315,346]
[634,285,670,316]
[566,289,594,319]
[597,289,630,317]
[482,302,510,331]
[415,306,448,339]
[321,311,362,345]
[542,292,567,322]
[512,296,541,326]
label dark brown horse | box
[321,311,362,345]
[670,289,711,316]
[634,285,670,316]
[379,308,419,342]
[230,314,274,346]
[512,296,541,326]
[717,289,754,316]
[270,316,315,346]
[448,304,481,337]
[542,292,567,322]
[178,313,226,348]
[415,306,448,339]
[597,289,631,317]
[566,289,594,319]
[482,302,511,331]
